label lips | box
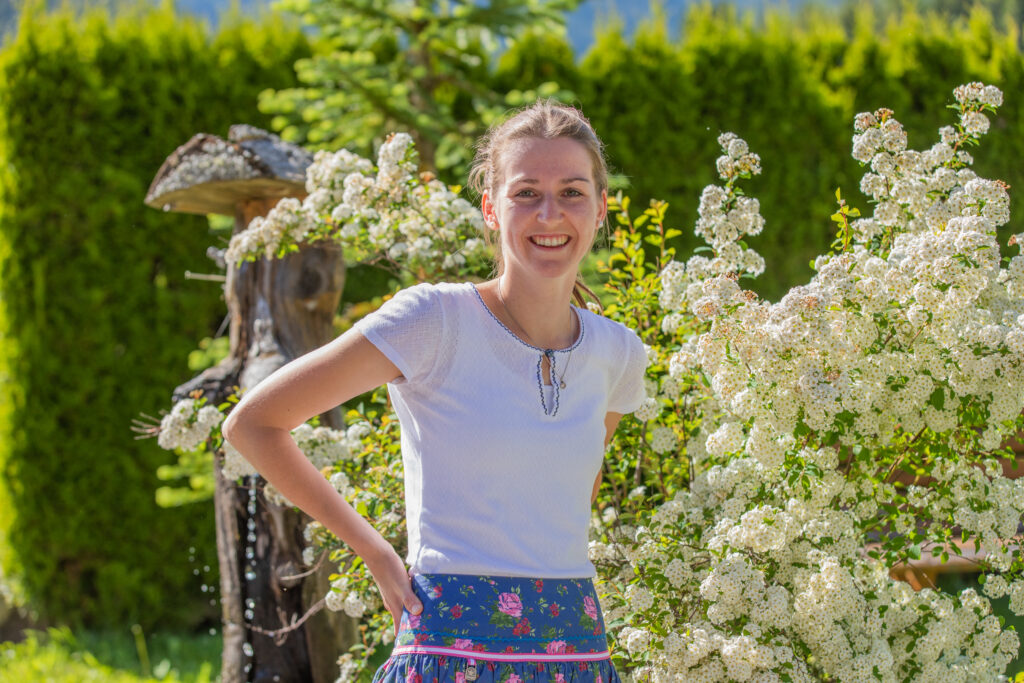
[530,235,570,248]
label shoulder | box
[353,282,473,385]
[578,307,644,355]
[374,281,474,311]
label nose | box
[536,194,562,223]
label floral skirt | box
[372,573,621,683]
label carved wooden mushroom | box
[147,125,350,683]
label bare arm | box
[221,327,422,627]
[592,412,624,504]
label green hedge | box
[0,4,309,627]
[496,3,1024,299]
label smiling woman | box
[481,136,606,309]
[222,101,647,683]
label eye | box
[514,188,537,198]
[563,188,584,197]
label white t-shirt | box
[354,281,647,578]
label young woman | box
[223,101,647,683]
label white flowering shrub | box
[157,395,223,453]
[225,132,491,279]
[157,83,1024,682]
[594,82,1024,682]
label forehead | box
[497,137,594,184]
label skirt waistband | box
[393,573,610,662]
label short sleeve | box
[607,327,647,414]
[354,283,443,385]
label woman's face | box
[482,136,607,284]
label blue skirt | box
[372,574,622,683]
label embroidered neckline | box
[468,283,585,354]
[469,283,586,417]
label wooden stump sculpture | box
[147,125,352,683]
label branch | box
[249,598,326,646]
[278,548,329,582]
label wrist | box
[360,538,401,571]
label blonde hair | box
[468,100,607,308]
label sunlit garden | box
[5,0,1024,680]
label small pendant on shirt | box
[559,379,566,389]
[465,664,478,681]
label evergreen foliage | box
[496,2,1023,299]
[257,0,580,181]
[0,2,309,627]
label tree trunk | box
[211,197,351,683]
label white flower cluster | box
[334,653,362,683]
[225,133,491,276]
[158,397,370,513]
[156,398,222,451]
[324,574,380,619]
[601,84,1024,681]
[659,133,766,316]
[291,423,359,469]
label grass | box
[0,626,220,682]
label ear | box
[481,190,500,231]
[597,189,608,225]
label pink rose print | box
[406,669,422,683]
[433,585,443,598]
[497,592,523,618]
[534,579,544,592]
[545,640,567,654]
[452,639,473,650]
[555,674,566,683]
[549,603,560,617]
[596,673,603,683]
[508,674,523,683]
[407,613,421,629]
[583,596,598,620]
[456,674,466,683]
[451,605,463,618]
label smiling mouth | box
[530,235,570,248]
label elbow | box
[221,410,243,445]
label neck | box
[497,272,578,350]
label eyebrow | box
[512,177,592,185]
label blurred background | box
[1,0,1023,680]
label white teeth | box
[532,236,569,247]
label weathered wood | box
[214,458,248,683]
[145,127,312,216]
[156,126,352,683]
